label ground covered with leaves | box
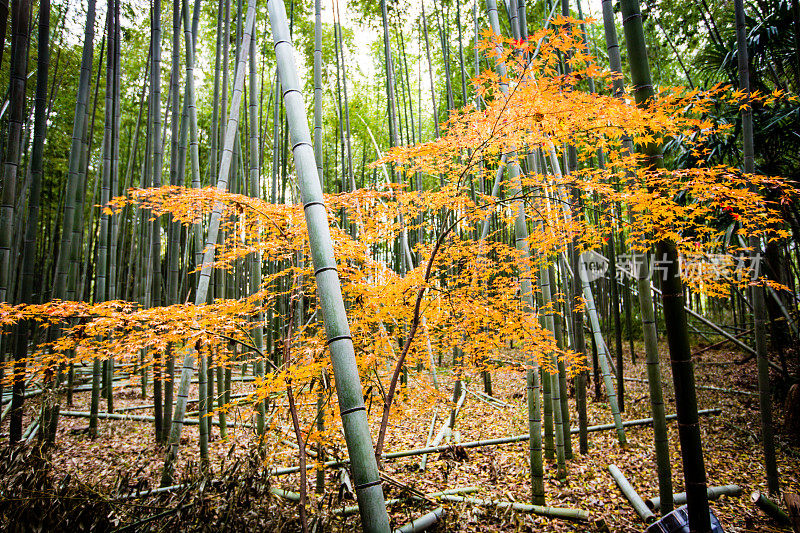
[1,341,798,532]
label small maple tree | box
[2,18,798,463]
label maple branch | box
[282,276,309,533]
[374,210,467,463]
[188,327,280,373]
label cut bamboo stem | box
[395,507,445,533]
[435,494,588,521]
[646,485,741,511]
[751,491,791,525]
[608,464,655,524]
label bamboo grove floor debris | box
[1,342,798,531]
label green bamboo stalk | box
[52,0,95,301]
[247,17,264,439]
[161,0,257,487]
[334,0,354,195]
[9,0,45,444]
[167,0,181,303]
[581,273,627,446]
[312,0,324,495]
[539,263,567,479]
[599,0,671,509]
[549,263,572,460]
[380,0,412,271]
[151,0,167,444]
[485,0,544,506]
[268,0,390,529]
[734,0,780,496]
[98,0,118,417]
[313,0,322,189]
[635,252,673,512]
[109,0,121,303]
[576,0,625,415]
[620,0,710,528]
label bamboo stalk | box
[751,491,791,525]
[267,0,389,529]
[608,464,655,524]
[435,495,589,521]
[161,0,257,486]
[485,0,544,505]
[395,507,445,533]
[581,272,627,446]
[646,485,741,511]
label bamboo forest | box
[2,0,800,530]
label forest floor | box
[2,339,799,532]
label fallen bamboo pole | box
[608,464,655,524]
[465,388,503,410]
[59,410,254,429]
[646,485,741,511]
[270,487,300,501]
[268,409,722,476]
[469,388,511,408]
[435,494,589,521]
[692,328,753,357]
[751,491,791,525]
[335,487,479,516]
[419,390,466,471]
[395,507,445,533]
[622,377,756,396]
[622,280,784,374]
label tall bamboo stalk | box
[163,0,182,441]
[600,0,672,510]
[247,13,264,439]
[52,0,95,301]
[9,0,43,444]
[0,0,29,305]
[161,0,257,486]
[620,0,709,528]
[313,0,322,189]
[485,0,544,506]
[734,0,780,496]
[268,0,390,529]
[181,0,207,465]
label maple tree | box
[2,9,795,465]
